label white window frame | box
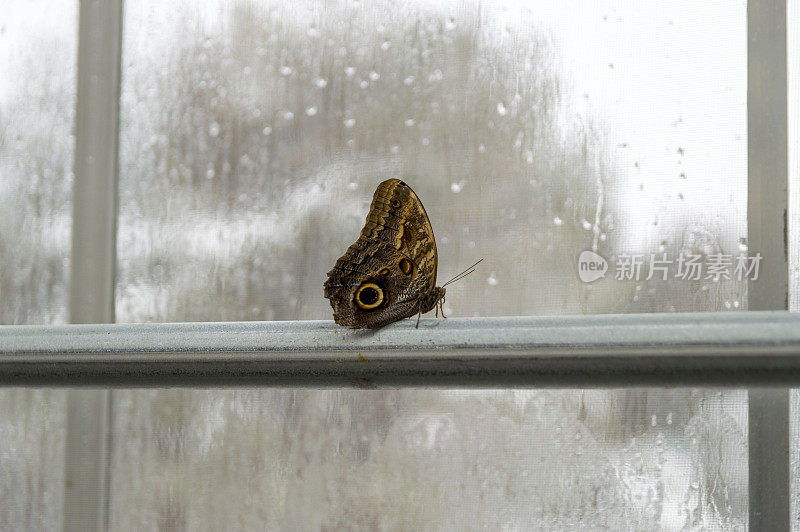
[0,0,793,530]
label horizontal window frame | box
[0,311,798,387]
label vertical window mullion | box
[747,0,790,529]
[65,0,124,530]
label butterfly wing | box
[361,179,438,288]
[324,179,439,328]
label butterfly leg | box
[415,310,422,328]
[438,297,447,319]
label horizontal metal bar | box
[0,312,799,387]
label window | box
[789,0,800,527]
[0,0,76,528]
[0,0,796,530]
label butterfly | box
[324,178,479,329]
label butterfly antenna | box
[441,258,484,288]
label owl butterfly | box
[324,178,480,329]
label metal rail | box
[1,311,798,387]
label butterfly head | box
[419,286,445,314]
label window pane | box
[0,1,74,325]
[0,0,76,529]
[790,0,800,313]
[117,0,746,322]
[117,0,748,529]
[110,388,747,530]
[788,0,799,528]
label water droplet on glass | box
[582,219,592,230]
[243,66,252,75]
[280,65,292,76]
[450,181,463,193]
[344,118,356,128]
[390,145,399,154]
[487,272,498,286]
[496,102,508,116]
[651,415,657,426]
[404,75,415,85]
[359,80,369,89]
[262,125,272,136]
[344,66,356,77]
[313,77,328,88]
[445,17,457,31]
[347,182,358,190]
[381,41,391,51]
[553,216,563,226]
[738,238,748,252]
[478,144,486,153]
[208,122,220,137]
[404,118,415,127]
[305,106,318,116]
[514,131,523,150]
[525,150,534,164]
[203,38,213,49]
[206,165,215,179]
[369,71,380,81]
[283,111,294,121]
[733,300,740,308]
[421,137,430,146]
[307,27,320,38]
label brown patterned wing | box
[324,179,440,328]
[359,179,438,288]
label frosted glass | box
[114,0,749,529]
[0,0,75,325]
[109,389,747,530]
[117,0,746,322]
[0,1,76,529]
[792,0,800,315]
[788,0,799,528]
[794,391,800,531]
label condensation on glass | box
[110,0,751,529]
[788,0,799,529]
[0,0,77,529]
[118,1,746,322]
